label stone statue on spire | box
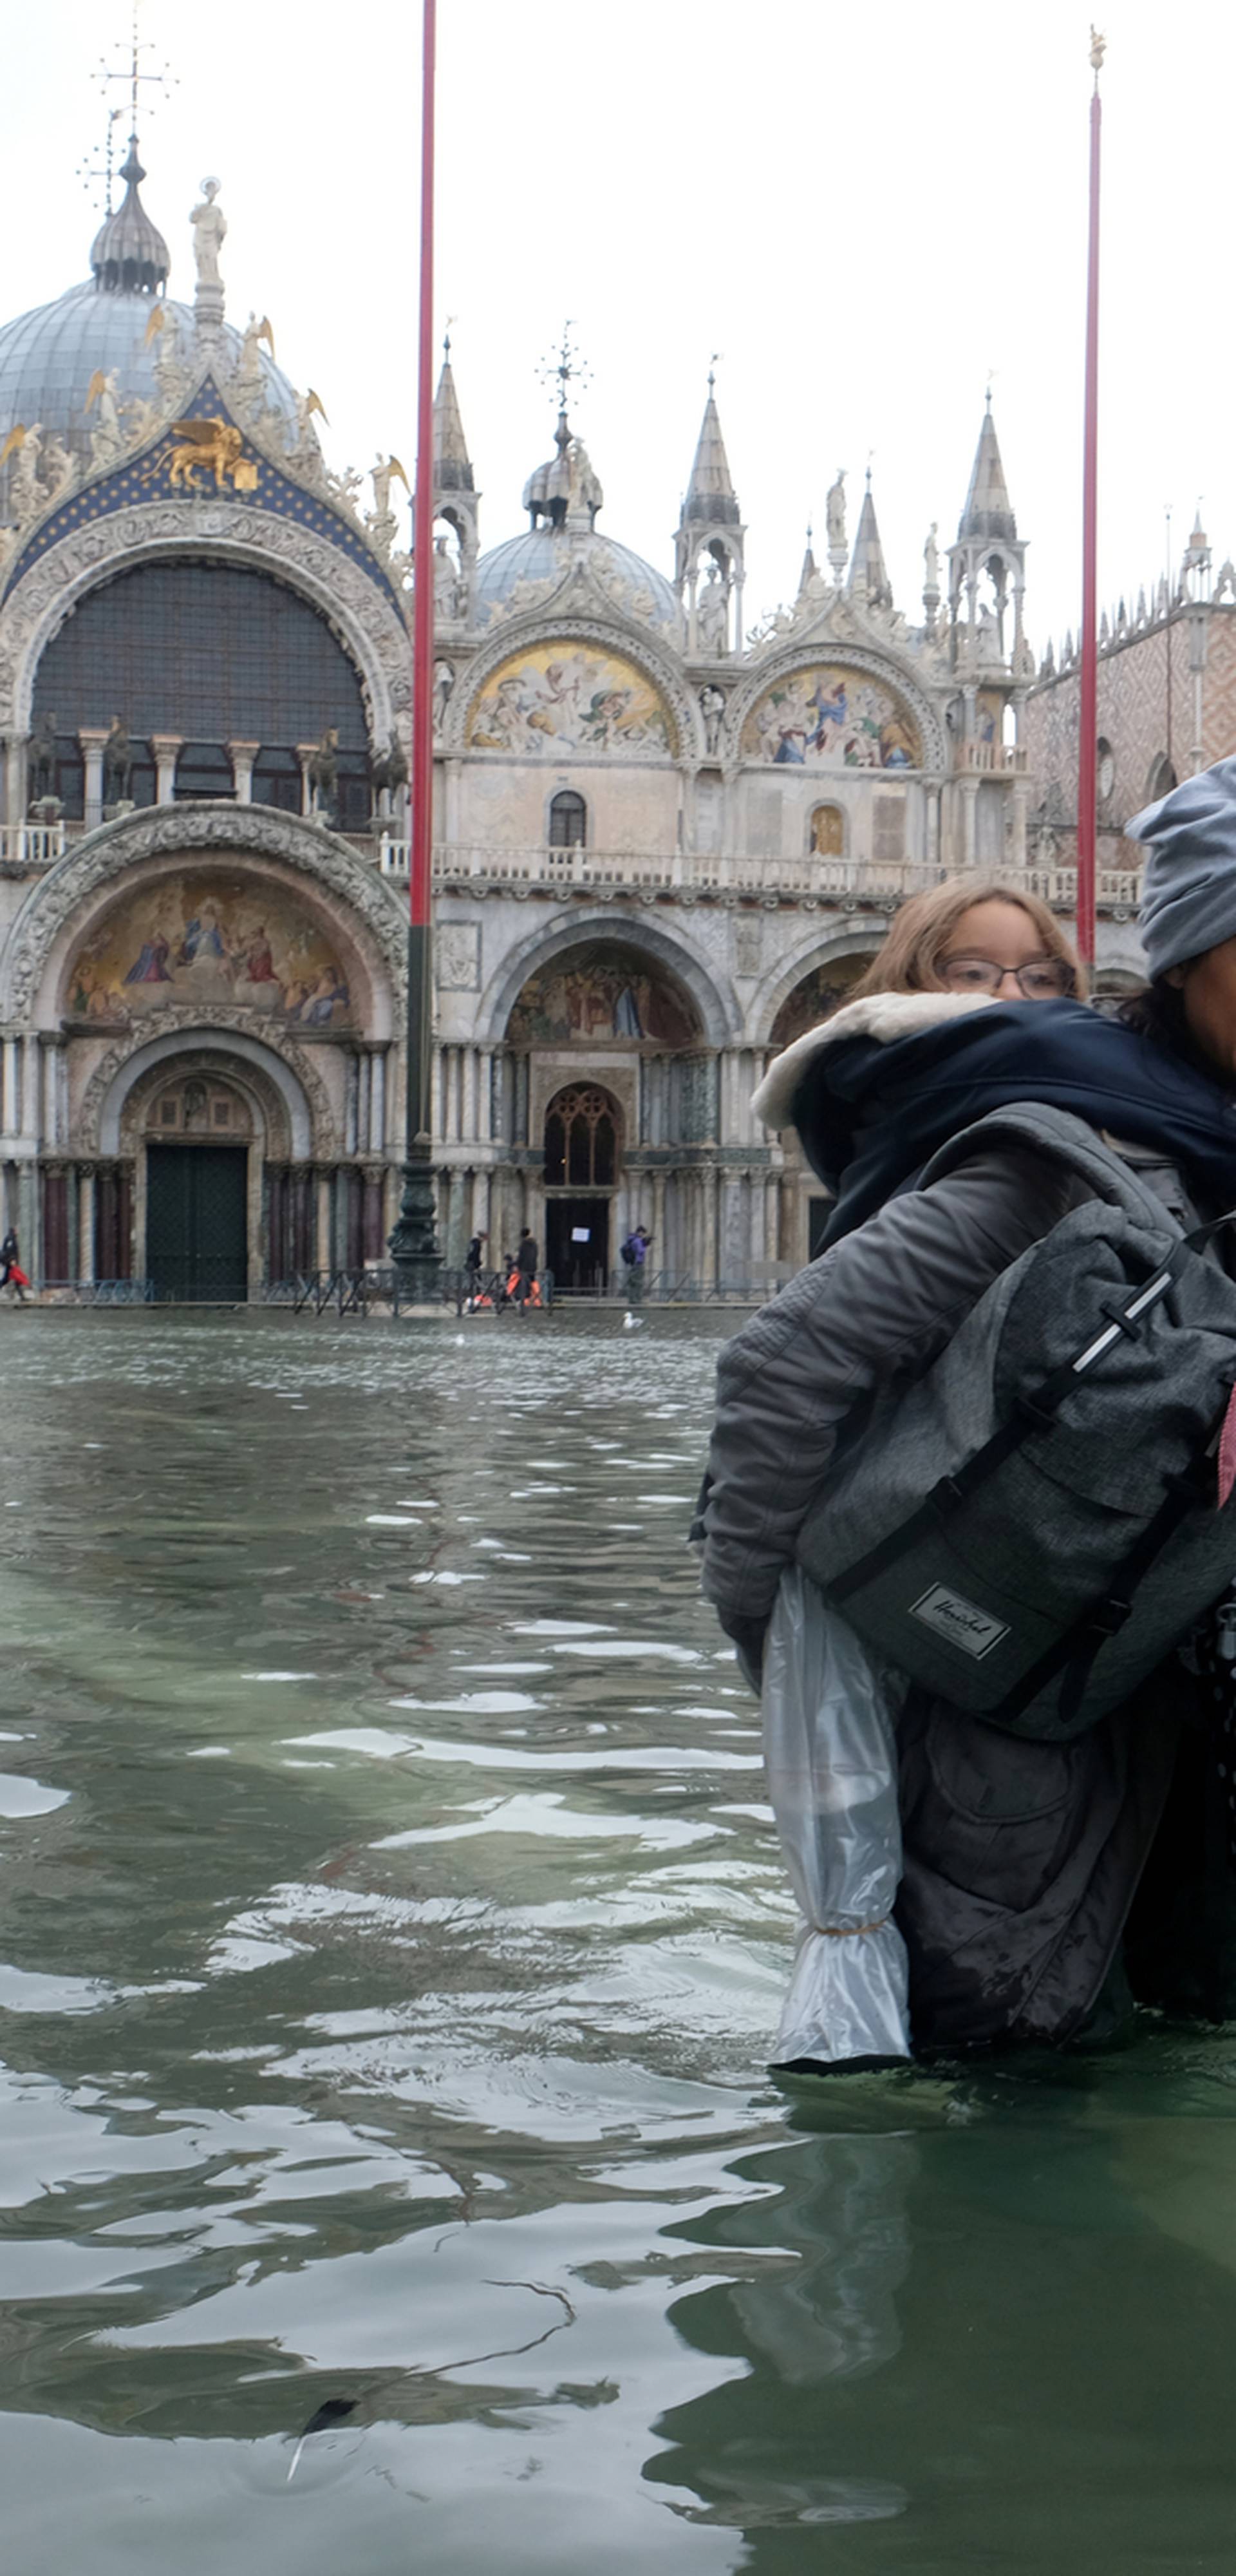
[191,178,226,285]
[191,178,227,329]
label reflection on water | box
[3,1312,1236,2572]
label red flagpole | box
[1077,35,1103,970]
[410,0,436,951]
[388,0,442,1298]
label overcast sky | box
[1,0,1228,658]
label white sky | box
[1,0,1229,657]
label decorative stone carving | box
[83,1016,335,1159]
[191,178,227,290]
[1,804,408,1025]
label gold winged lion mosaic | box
[167,417,259,495]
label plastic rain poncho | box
[762,1566,912,2067]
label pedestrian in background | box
[514,1228,539,1311]
[621,1224,651,1304]
[0,1225,30,1304]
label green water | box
[1,1310,1235,2574]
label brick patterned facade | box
[1024,603,1236,868]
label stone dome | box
[0,281,299,480]
[475,526,681,638]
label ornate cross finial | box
[443,315,457,360]
[707,349,722,392]
[77,104,124,211]
[1089,24,1106,75]
[91,3,176,151]
[538,321,590,421]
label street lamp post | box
[388,0,443,1305]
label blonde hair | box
[848,876,1088,1002]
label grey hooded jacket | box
[699,989,1216,2047]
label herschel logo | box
[909,1584,1010,1660]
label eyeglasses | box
[939,954,1075,999]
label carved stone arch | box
[745,916,888,1046]
[726,639,948,776]
[476,905,739,1048]
[444,612,702,766]
[115,1046,292,1160]
[1,803,406,1027]
[81,1021,331,1160]
[0,503,412,753]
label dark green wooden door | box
[146,1146,248,1299]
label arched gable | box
[1,804,406,1029]
[476,906,738,1048]
[446,615,700,764]
[727,641,948,777]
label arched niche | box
[505,938,702,1051]
[544,1081,622,1187]
[742,660,923,772]
[768,950,874,1050]
[59,860,365,1037]
[465,638,677,759]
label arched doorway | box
[767,949,877,1264]
[543,1083,621,1288]
[144,1072,253,1298]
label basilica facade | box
[0,138,1114,1296]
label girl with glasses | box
[698,848,1236,2060]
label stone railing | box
[376,838,1144,911]
[375,840,946,904]
[955,741,1029,775]
[0,822,67,867]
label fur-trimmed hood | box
[752,989,995,1130]
[760,987,1236,1251]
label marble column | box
[4,735,27,829]
[961,778,979,869]
[651,1170,667,1277]
[344,1053,359,1156]
[79,728,109,830]
[315,1168,333,1272]
[151,735,183,806]
[77,1165,96,1284]
[370,1049,386,1153]
[228,741,259,804]
[296,745,317,818]
[1,1037,20,1137]
[461,1046,478,1144]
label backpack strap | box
[917,1102,1186,1240]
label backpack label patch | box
[909,1583,1010,1660]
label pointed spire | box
[683,369,740,527]
[958,393,1017,542]
[797,522,818,596]
[89,133,169,296]
[847,471,892,609]
[433,336,474,494]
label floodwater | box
[3,1313,1236,2575]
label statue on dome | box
[86,370,124,469]
[371,454,409,522]
[923,522,941,598]
[191,178,227,289]
[697,560,728,656]
[825,468,847,558]
[39,433,76,507]
[8,423,44,520]
[237,312,275,387]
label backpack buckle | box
[1099,1300,1142,1341]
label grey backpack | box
[795,1104,1236,1740]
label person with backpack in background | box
[700,804,1236,2058]
[620,1224,650,1304]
